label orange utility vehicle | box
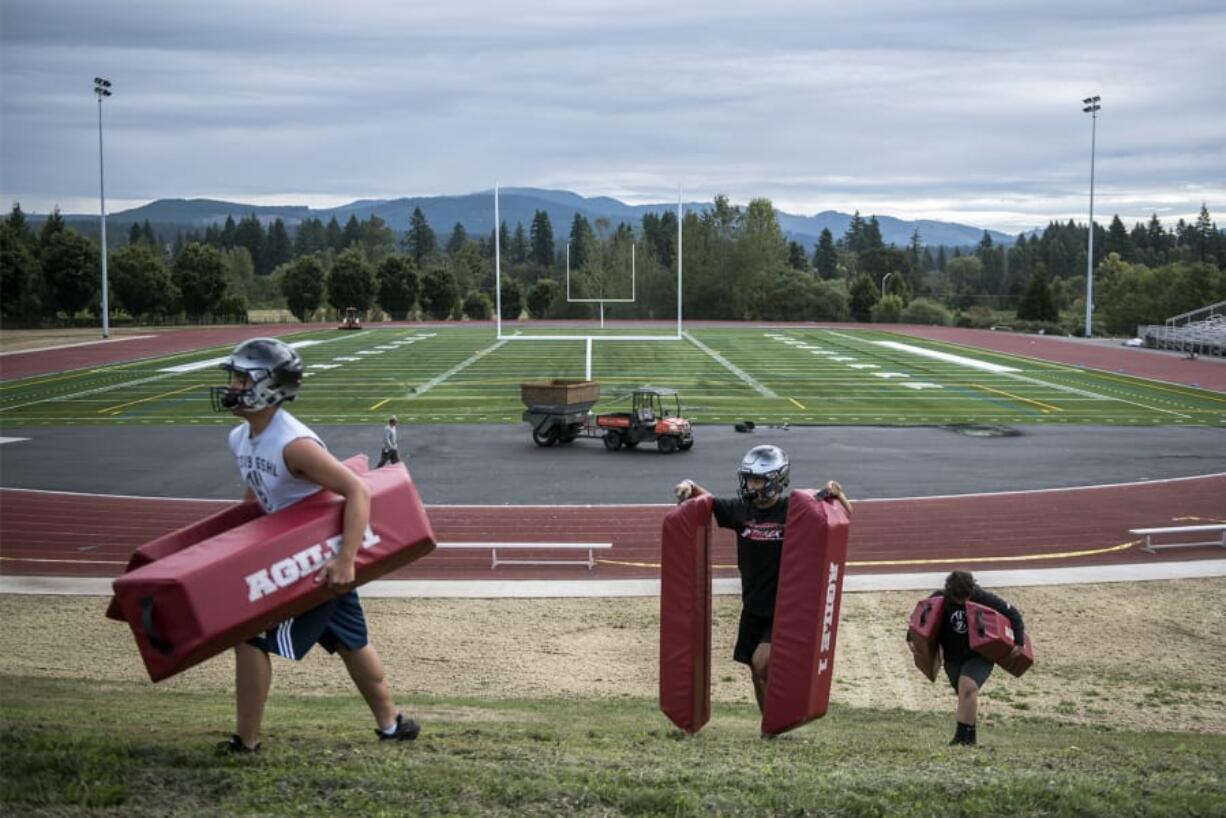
[595,387,694,453]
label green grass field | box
[5,676,1225,818]
[2,327,1224,427]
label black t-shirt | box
[931,588,1026,663]
[712,496,789,618]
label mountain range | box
[52,188,1019,249]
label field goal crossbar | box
[493,185,685,381]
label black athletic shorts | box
[944,653,994,692]
[734,610,773,665]
[247,590,369,660]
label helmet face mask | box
[737,445,790,503]
[210,338,304,413]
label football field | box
[1,326,1224,427]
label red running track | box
[0,325,309,381]
[2,475,1223,582]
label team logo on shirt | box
[740,521,784,542]
[950,609,968,635]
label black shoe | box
[219,734,260,754]
[377,713,421,741]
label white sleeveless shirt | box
[229,408,325,513]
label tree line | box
[2,198,1222,334]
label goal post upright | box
[491,184,684,378]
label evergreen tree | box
[341,214,363,249]
[0,221,41,318]
[376,254,419,320]
[499,275,522,319]
[787,240,809,270]
[7,203,35,248]
[40,228,98,318]
[813,228,838,279]
[327,248,375,313]
[110,242,174,318]
[173,242,228,320]
[220,215,236,249]
[848,274,878,322]
[526,278,559,318]
[511,222,528,265]
[445,222,468,256]
[1016,265,1058,321]
[265,219,292,273]
[325,216,343,251]
[529,210,555,268]
[1194,203,1216,263]
[233,215,266,275]
[281,255,325,323]
[293,219,328,257]
[420,266,458,319]
[498,221,511,262]
[843,211,865,252]
[1105,215,1133,260]
[404,207,437,266]
[936,245,947,271]
[568,213,595,270]
[863,216,884,251]
[141,220,157,246]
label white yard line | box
[0,334,365,414]
[683,331,777,398]
[407,336,512,398]
[842,331,1191,419]
[871,340,1020,373]
[156,336,347,373]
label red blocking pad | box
[111,463,434,682]
[760,490,851,736]
[105,455,369,621]
[966,600,1033,677]
[907,595,945,682]
[658,494,714,735]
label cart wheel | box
[603,430,623,450]
[658,435,678,454]
[624,439,639,449]
[533,427,559,447]
[679,440,694,451]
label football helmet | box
[210,337,304,412]
[737,444,790,502]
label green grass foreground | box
[3,676,1224,817]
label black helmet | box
[737,445,790,502]
[210,337,304,412]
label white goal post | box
[493,185,685,380]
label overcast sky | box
[2,0,1223,234]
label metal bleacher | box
[1138,301,1226,358]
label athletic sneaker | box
[377,713,421,741]
[218,734,260,754]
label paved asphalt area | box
[1,422,1223,504]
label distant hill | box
[45,188,1019,249]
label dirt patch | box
[3,578,1223,732]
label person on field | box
[211,337,420,753]
[377,416,401,468]
[907,570,1025,746]
[673,445,852,714]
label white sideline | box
[5,559,1224,598]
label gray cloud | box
[2,0,1223,234]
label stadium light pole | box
[95,77,113,339]
[1082,95,1101,338]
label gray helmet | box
[737,445,790,502]
[210,337,304,412]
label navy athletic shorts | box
[944,654,994,692]
[734,610,773,665]
[247,590,370,660]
